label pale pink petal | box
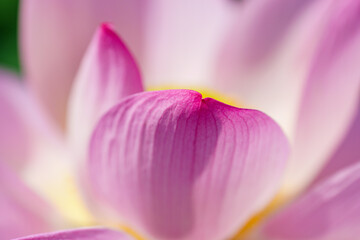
[0,70,76,223]
[0,161,54,239]
[219,0,315,65]
[67,24,143,160]
[215,0,332,136]
[262,162,360,240]
[86,90,289,240]
[312,99,360,184]
[0,69,64,171]
[20,0,144,127]
[15,227,133,240]
[0,70,29,169]
[142,0,239,88]
[21,0,243,127]
[216,0,360,194]
[286,0,360,193]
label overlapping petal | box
[86,90,289,240]
[15,227,133,240]
[313,99,360,184]
[262,162,360,240]
[67,24,143,159]
[0,70,29,169]
[20,0,144,127]
[287,0,360,193]
[141,0,239,88]
[0,161,54,239]
[20,0,241,127]
[0,69,64,171]
[216,0,360,194]
[0,70,78,224]
[215,0,330,136]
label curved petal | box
[0,69,64,170]
[15,227,133,240]
[0,70,29,169]
[67,23,143,160]
[312,99,360,184]
[0,161,54,239]
[20,0,145,127]
[215,0,331,136]
[21,0,242,127]
[216,0,360,194]
[0,69,82,225]
[286,0,360,193]
[142,0,240,88]
[262,162,360,240]
[86,90,289,240]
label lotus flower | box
[1,0,360,239]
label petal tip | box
[96,23,124,49]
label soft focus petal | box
[0,161,54,239]
[287,0,360,193]
[86,90,289,240]
[0,69,65,172]
[142,0,239,88]
[15,227,133,240]
[217,0,360,194]
[0,70,29,169]
[67,24,143,160]
[20,0,144,127]
[0,71,82,225]
[262,162,360,240]
[21,0,242,126]
[215,0,331,136]
[313,99,360,184]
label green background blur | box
[0,0,20,72]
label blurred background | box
[0,0,20,72]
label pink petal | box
[67,24,143,159]
[216,0,360,194]
[219,0,315,65]
[313,99,360,184]
[287,0,360,193]
[262,162,360,240]
[15,227,133,240]
[0,161,53,239]
[86,90,289,240]
[0,69,63,171]
[20,0,144,127]
[0,69,74,217]
[142,0,239,88]
[0,70,29,169]
[215,0,331,136]
[21,0,242,127]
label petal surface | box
[86,90,289,240]
[0,69,64,171]
[0,161,53,239]
[217,0,360,194]
[21,0,241,127]
[262,162,360,240]
[215,0,330,136]
[287,0,360,193]
[67,24,143,160]
[0,70,29,169]
[15,227,133,240]
[21,0,144,127]
[313,99,360,184]
[142,0,239,88]
[0,70,81,225]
